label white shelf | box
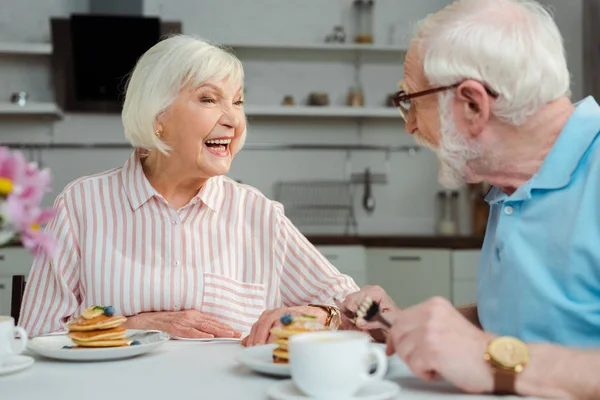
[0,42,52,55]
[226,42,406,53]
[245,106,401,118]
[0,103,63,119]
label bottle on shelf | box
[353,0,375,44]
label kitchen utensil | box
[362,168,375,213]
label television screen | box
[69,14,161,103]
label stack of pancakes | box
[269,314,327,364]
[67,306,130,348]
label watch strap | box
[493,367,517,395]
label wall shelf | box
[0,103,63,119]
[245,106,401,118]
[226,42,407,53]
[0,42,52,55]
[0,41,406,56]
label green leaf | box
[300,314,317,319]
[93,306,105,310]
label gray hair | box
[414,0,570,125]
[122,34,246,154]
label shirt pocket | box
[201,272,267,334]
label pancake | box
[63,305,133,350]
[274,338,288,351]
[68,326,127,342]
[270,314,327,364]
[67,315,127,332]
[70,338,131,347]
[272,347,289,363]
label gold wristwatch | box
[484,336,529,395]
[308,304,341,329]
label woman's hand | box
[125,310,242,339]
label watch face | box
[488,337,529,368]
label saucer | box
[239,343,404,378]
[267,379,401,400]
[0,355,35,376]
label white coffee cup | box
[288,330,388,399]
[0,316,28,364]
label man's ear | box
[454,80,492,138]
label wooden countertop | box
[306,235,484,249]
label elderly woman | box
[19,34,358,344]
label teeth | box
[205,139,232,145]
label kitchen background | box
[0,0,587,315]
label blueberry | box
[130,340,141,346]
[280,313,293,326]
[103,306,115,317]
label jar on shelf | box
[436,190,459,236]
[353,0,374,44]
[347,86,364,107]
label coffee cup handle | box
[364,346,388,382]
[11,327,28,354]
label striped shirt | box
[19,151,358,337]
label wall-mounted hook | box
[36,148,44,169]
[344,151,352,180]
[384,149,391,176]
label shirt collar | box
[122,150,155,211]
[531,96,600,190]
[486,96,600,203]
[197,175,224,213]
[122,150,225,212]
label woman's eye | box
[200,97,216,103]
[234,100,244,106]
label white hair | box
[413,0,570,125]
[122,34,247,155]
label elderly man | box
[342,0,600,398]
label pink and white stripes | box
[19,152,358,337]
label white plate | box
[171,336,242,343]
[267,379,400,400]
[0,355,35,376]
[239,343,395,378]
[28,329,170,361]
[239,344,288,376]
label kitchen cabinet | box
[366,248,452,308]
[316,245,366,287]
[0,248,33,317]
[451,250,480,306]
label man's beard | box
[415,92,484,189]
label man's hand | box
[241,306,328,347]
[386,297,494,393]
[125,310,242,339]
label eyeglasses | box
[392,82,499,121]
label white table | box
[2,341,529,399]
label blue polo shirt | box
[477,96,600,348]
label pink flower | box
[0,146,56,258]
[21,214,57,258]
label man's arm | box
[456,303,481,329]
[516,344,600,399]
